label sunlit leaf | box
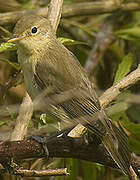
[114,53,133,84]
[58,37,87,46]
[0,42,17,53]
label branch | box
[62,1,140,17]
[100,65,140,108]
[0,135,139,177]
[0,1,140,26]
[10,93,33,141]
[48,0,63,33]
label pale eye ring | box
[31,26,38,34]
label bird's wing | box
[34,41,131,176]
[34,52,106,136]
[56,94,131,176]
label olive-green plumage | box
[10,14,131,176]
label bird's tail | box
[86,111,131,177]
[102,120,131,175]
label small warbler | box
[8,14,131,176]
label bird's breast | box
[18,51,41,100]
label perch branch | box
[0,1,140,26]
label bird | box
[8,14,131,176]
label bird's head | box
[8,14,54,52]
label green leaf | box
[0,42,17,53]
[58,37,87,46]
[66,159,78,180]
[115,25,140,42]
[0,121,6,126]
[82,161,105,180]
[116,27,140,40]
[127,105,140,123]
[128,137,140,155]
[121,120,140,140]
[63,0,71,5]
[120,116,140,154]
[109,43,124,62]
[108,102,129,117]
[111,111,140,155]
[114,53,133,84]
[116,34,139,42]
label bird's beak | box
[7,35,25,43]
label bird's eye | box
[31,26,38,34]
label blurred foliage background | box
[0,0,140,179]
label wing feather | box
[33,39,131,176]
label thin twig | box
[129,166,138,180]
[15,168,69,177]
